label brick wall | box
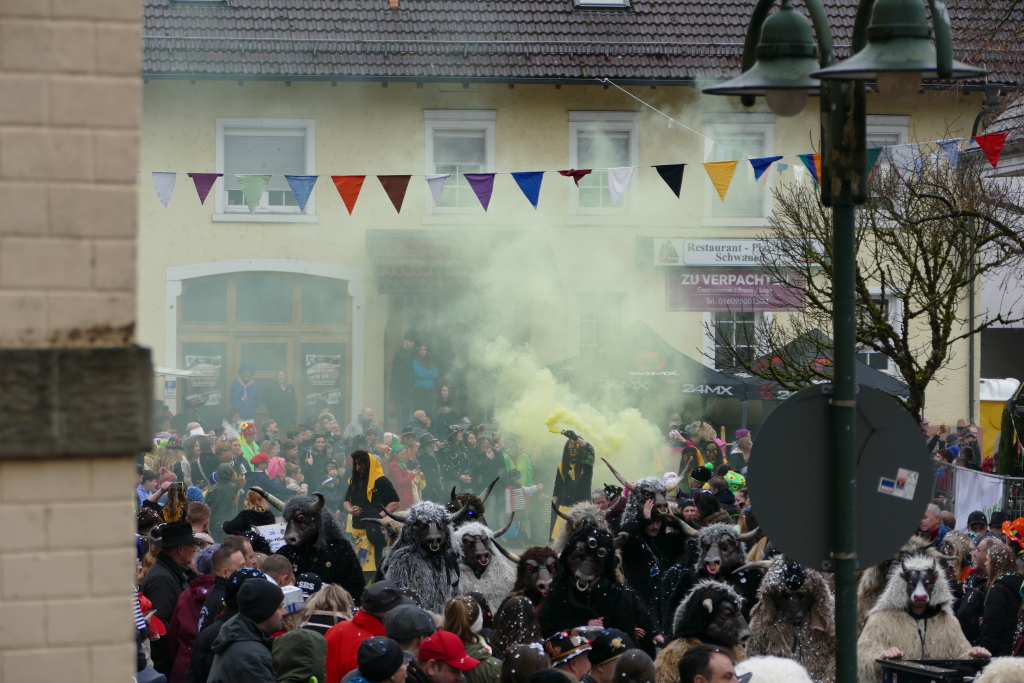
[0,1,143,681]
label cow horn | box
[737,527,761,543]
[248,486,284,512]
[308,492,325,516]
[703,598,714,613]
[612,532,629,549]
[378,505,410,524]
[602,458,635,493]
[733,560,773,574]
[492,541,520,564]
[668,513,701,538]
[551,500,572,521]
[493,512,515,538]
[362,518,385,526]
[665,480,680,495]
[450,487,458,506]
[479,477,500,505]
[449,502,470,524]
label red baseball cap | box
[250,452,270,464]
[418,631,480,671]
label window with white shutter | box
[703,115,774,226]
[215,119,317,221]
[569,111,639,216]
[424,110,496,214]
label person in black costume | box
[549,430,594,540]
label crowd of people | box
[134,370,1024,683]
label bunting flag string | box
[793,164,805,188]
[703,160,737,201]
[511,171,544,209]
[750,156,784,181]
[798,154,821,186]
[972,132,1009,168]
[559,169,592,186]
[332,175,366,214]
[152,172,177,209]
[866,147,884,179]
[284,175,318,213]
[937,139,961,169]
[889,145,918,176]
[464,173,495,210]
[607,167,635,205]
[425,174,449,205]
[187,172,222,205]
[378,175,412,214]
[236,174,272,213]
[655,164,685,197]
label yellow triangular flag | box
[703,160,738,201]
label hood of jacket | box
[272,628,327,683]
[753,556,835,634]
[871,552,955,617]
[211,612,272,655]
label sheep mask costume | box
[453,515,519,612]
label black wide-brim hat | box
[153,521,196,547]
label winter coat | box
[184,614,228,683]
[167,574,217,683]
[956,571,988,645]
[620,517,691,631]
[142,552,193,674]
[206,481,241,542]
[197,575,229,633]
[654,637,745,683]
[979,574,1024,656]
[857,557,972,683]
[264,383,298,428]
[388,457,419,510]
[208,613,275,683]
[273,628,327,683]
[463,640,502,683]
[222,507,276,536]
[746,558,836,683]
[324,610,386,683]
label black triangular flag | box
[655,164,685,198]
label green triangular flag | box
[235,174,272,213]
[866,148,884,178]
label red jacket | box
[387,458,418,510]
[325,609,386,683]
[167,574,216,683]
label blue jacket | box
[412,360,438,389]
[230,379,262,420]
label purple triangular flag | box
[749,156,784,181]
[463,173,495,210]
[187,173,223,205]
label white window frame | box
[423,110,496,220]
[568,111,640,223]
[570,290,631,355]
[573,0,630,7]
[858,287,903,375]
[214,118,317,223]
[866,114,910,176]
[702,310,773,370]
[703,113,775,227]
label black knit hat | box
[237,578,284,624]
[224,568,267,613]
[357,637,406,683]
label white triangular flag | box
[793,165,805,188]
[152,172,177,209]
[425,174,450,205]
[607,167,635,205]
[889,144,918,176]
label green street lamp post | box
[703,1,985,681]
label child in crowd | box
[504,469,542,539]
[285,463,308,496]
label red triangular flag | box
[377,175,412,213]
[559,169,593,186]
[331,175,366,214]
[972,133,1009,168]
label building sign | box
[655,238,764,267]
[666,268,804,312]
[164,379,177,402]
[185,355,223,406]
[304,353,343,405]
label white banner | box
[954,469,1003,531]
[256,523,287,552]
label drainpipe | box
[968,85,1001,434]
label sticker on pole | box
[878,468,919,501]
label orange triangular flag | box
[703,160,738,201]
[331,175,366,214]
[378,175,412,213]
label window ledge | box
[701,216,771,228]
[213,213,320,224]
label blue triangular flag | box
[937,139,961,169]
[776,162,789,174]
[750,156,784,181]
[284,175,318,212]
[511,172,544,209]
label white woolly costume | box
[452,521,517,611]
[857,554,973,683]
[975,657,1024,683]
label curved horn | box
[675,516,701,538]
[612,532,629,550]
[493,512,515,538]
[478,477,500,505]
[449,486,458,506]
[449,501,470,524]
[665,480,680,495]
[248,486,284,512]
[492,541,520,564]
[602,458,635,493]
[732,560,773,574]
[737,527,761,543]
[551,500,572,521]
[377,505,410,524]
[308,492,325,516]
[362,518,385,526]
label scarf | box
[349,456,387,503]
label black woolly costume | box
[550,437,594,537]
